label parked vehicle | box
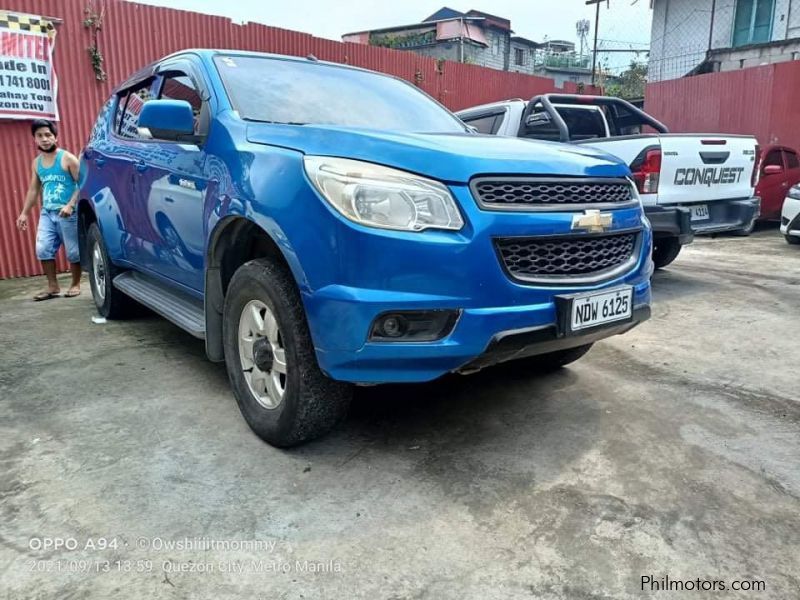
[754,145,800,221]
[457,95,761,269]
[781,186,800,245]
[79,51,652,447]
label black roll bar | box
[519,94,670,142]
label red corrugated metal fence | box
[645,62,800,150]
[0,0,592,279]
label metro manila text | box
[0,60,53,112]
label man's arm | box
[58,152,81,218]
[16,161,41,231]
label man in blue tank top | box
[16,120,82,300]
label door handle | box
[95,157,106,167]
[164,196,175,203]
[135,161,149,173]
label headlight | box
[304,156,464,232]
[789,186,800,200]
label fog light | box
[379,314,407,338]
[369,310,460,342]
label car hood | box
[246,124,630,183]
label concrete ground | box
[1,229,798,599]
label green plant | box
[84,1,106,81]
[370,30,436,49]
[604,60,648,100]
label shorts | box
[36,209,80,263]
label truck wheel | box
[520,344,594,372]
[652,238,682,269]
[786,234,800,245]
[222,259,352,447]
[86,222,135,318]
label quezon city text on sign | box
[0,10,58,120]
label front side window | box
[733,0,775,47]
[763,149,782,168]
[213,55,467,133]
[159,72,205,135]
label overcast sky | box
[130,0,653,52]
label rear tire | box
[86,223,136,319]
[652,238,682,269]
[786,234,800,245]
[222,258,352,448]
[732,218,756,236]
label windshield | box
[214,55,468,133]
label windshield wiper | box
[242,117,308,126]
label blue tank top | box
[37,149,77,211]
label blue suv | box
[79,50,653,446]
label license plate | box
[568,287,633,332]
[689,204,710,221]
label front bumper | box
[645,205,694,244]
[780,197,800,236]
[682,197,761,235]
[308,277,651,384]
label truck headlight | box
[304,156,464,232]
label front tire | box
[222,259,352,447]
[786,234,800,245]
[652,237,682,269]
[86,222,135,318]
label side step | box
[113,272,205,339]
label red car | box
[756,145,800,221]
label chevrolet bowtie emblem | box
[571,210,613,233]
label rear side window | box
[559,108,606,140]
[522,106,606,141]
[463,112,503,134]
[785,150,799,169]
[115,79,158,139]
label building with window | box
[343,7,594,87]
[649,0,800,81]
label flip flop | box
[64,290,81,298]
[33,291,61,301]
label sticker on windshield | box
[221,57,237,68]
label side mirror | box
[763,164,784,176]
[138,99,195,141]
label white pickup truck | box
[457,95,761,268]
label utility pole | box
[586,0,605,87]
[708,0,717,50]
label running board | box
[113,272,205,339]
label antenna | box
[576,19,590,58]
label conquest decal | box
[674,167,745,187]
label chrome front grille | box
[472,177,634,210]
[495,231,639,283]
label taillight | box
[751,144,761,188]
[631,146,661,194]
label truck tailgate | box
[657,135,757,205]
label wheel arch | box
[205,216,306,362]
[77,198,97,272]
